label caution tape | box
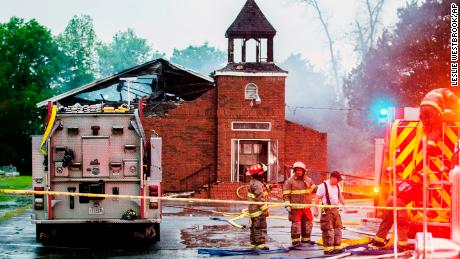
[0,188,450,212]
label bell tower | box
[226,0,276,63]
[214,0,287,184]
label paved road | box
[0,201,380,258]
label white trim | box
[232,121,271,131]
[214,71,288,77]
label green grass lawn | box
[0,176,32,202]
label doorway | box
[231,139,278,183]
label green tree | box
[344,0,452,131]
[0,17,62,173]
[97,28,165,77]
[170,42,226,75]
[57,15,97,92]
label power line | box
[285,104,366,112]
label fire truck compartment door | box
[123,160,138,177]
[82,136,110,177]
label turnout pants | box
[250,216,267,246]
[374,198,409,246]
[320,208,342,252]
[289,208,313,244]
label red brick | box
[143,71,327,195]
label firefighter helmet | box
[292,161,307,172]
[246,163,267,176]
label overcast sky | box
[0,0,407,73]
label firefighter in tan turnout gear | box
[313,171,345,255]
[283,161,316,246]
[420,88,460,156]
[246,163,270,250]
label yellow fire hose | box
[227,205,362,229]
[39,105,57,155]
[1,188,446,248]
[0,189,447,212]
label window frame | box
[245,83,258,100]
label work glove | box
[262,209,269,217]
[266,184,273,192]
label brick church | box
[38,0,327,197]
[143,0,327,195]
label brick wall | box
[215,75,286,183]
[192,182,244,200]
[143,89,217,192]
[285,120,327,172]
[142,76,327,194]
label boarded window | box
[245,83,258,99]
[253,144,262,154]
[242,144,252,154]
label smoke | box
[281,54,374,176]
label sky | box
[0,0,408,74]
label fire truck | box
[31,102,162,242]
[375,107,453,238]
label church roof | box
[214,62,287,74]
[225,0,276,38]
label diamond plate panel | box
[52,182,140,219]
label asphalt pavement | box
[0,200,383,258]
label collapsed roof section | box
[36,59,215,114]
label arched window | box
[245,83,258,99]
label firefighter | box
[283,161,316,247]
[420,88,460,156]
[313,171,345,255]
[371,170,424,251]
[246,163,270,250]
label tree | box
[97,28,165,77]
[57,15,97,92]
[352,0,385,60]
[0,17,62,172]
[170,42,226,75]
[344,0,453,132]
[301,0,342,102]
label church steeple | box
[225,0,276,63]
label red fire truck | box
[375,107,453,238]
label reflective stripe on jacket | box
[283,174,316,209]
[248,179,269,217]
[421,88,460,113]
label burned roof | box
[214,62,287,74]
[37,59,214,108]
[225,0,276,38]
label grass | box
[0,205,32,223]
[0,176,32,202]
